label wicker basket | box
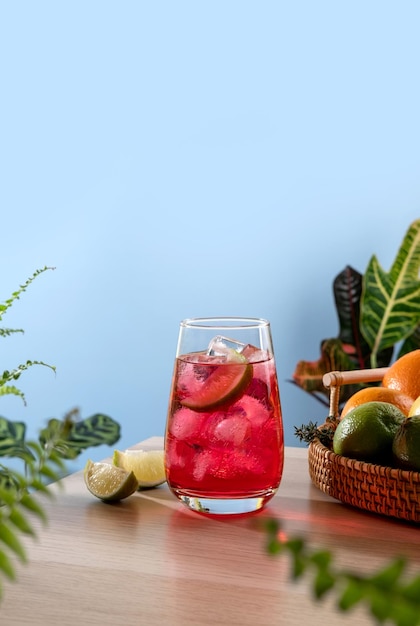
[308,367,420,523]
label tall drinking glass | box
[164,317,284,515]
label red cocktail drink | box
[165,324,284,515]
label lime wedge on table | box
[113,449,166,489]
[84,460,139,502]
[180,352,252,411]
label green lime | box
[84,460,139,502]
[113,449,166,488]
[393,415,420,471]
[181,351,252,411]
[333,401,406,464]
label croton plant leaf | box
[292,219,420,406]
[398,324,420,357]
[333,266,393,370]
[291,267,393,405]
[360,219,420,368]
[292,339,371,405]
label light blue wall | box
[1,2,420,471]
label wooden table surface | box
[2,437,420,626]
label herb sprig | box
[294,416,338,447]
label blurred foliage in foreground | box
[0,268,120,600]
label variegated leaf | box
[361,219,420,366]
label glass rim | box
[180,317,270,330]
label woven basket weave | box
[308,367,420,523]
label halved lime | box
[113,449,166,489]
[84,460,139,502]
[180,353,252,411]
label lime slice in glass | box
[113,449,166,489]
[84,460,139,502]
[181,351,252,411]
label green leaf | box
[398,324,420,359]
[59,413,121,456]
[0,266,54,322]
[0,522,27,562]
[0,328,24,338]
[25,440,43,457]
[310,550,332,569]
[0,417,26,446]
[19,492,47,524]
[313,569,335,599]
[291,554,306,579]
[8,509,35,536]
[0,386,26,403]
[265,518,280,534]
[46,449,67,471]
[391,601,420,626]
[0,362,55,410]
[310,550,335,598]
[401,574,420,603]
[333,266,393,370]
[0,550,16,581]
[338,578,366,610]
[0,467,21,489]
[368,587,395,622]
[29,478,51,495]
[0,418,33,461]
[265,518,283,554]
[286,538,304,556]
[39,411,120,459]
[0,485,18,507]
[285,538,306,579]
[361,219,420,367]
[266,538,283,555]
[39,465,60,482]
[368,557,406,590]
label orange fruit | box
[341,386,413,418]
[382,349,420,401]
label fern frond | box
[0,361,56,387]
[0,329,24,339]
[0,362,56,406]
[0,386,26,404]
[0,267,55,322]
[0,442,63,600]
